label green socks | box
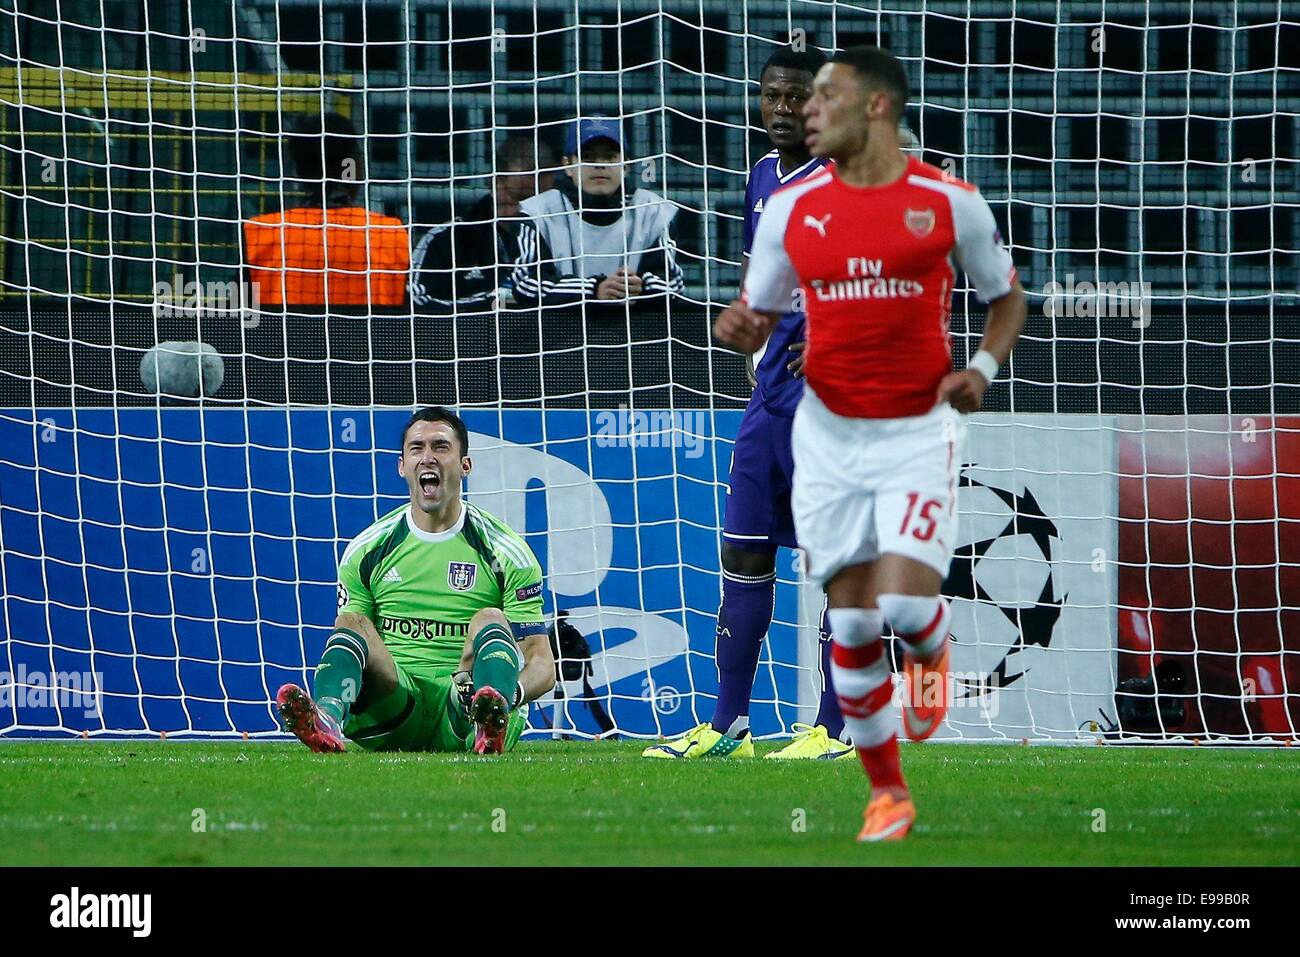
[313,628,369,724]
[471,623,522,708]
[313,623,520,730]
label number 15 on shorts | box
[886,489,954,576]
[899,492,943,542]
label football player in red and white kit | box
[715,46,1027,842]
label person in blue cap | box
[510,115,684,306]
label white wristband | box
[967,349,1000,384]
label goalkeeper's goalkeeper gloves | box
[453,671,475,713]
[455,671,526,711]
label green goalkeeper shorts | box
[343,662,527,753]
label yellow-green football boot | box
[641,721,755,759]
[764,723,855,760]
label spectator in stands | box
[510,116,684,306]
[409,136,557,311]
[243,113,409,308]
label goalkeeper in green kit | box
[276,407,555,754]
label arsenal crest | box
[447,561,477,591]
[904,207,935,238]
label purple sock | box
[710,571,775,735]
[813,601,847,741]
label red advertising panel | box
[1117,416,1300,740]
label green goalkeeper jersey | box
[336,501,546,675]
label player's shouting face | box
[398,419,471,517]
[760,66,814,150]
[803,62,892,161]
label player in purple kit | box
[644,44,852,760]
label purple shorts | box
[722,393,797,550]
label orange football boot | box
[857,792,917,842]
[901,637,951,742]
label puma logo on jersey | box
[803,213,831,237]
[382,568,402,583]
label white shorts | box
[791,387,965,586]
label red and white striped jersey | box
[743,156,1017,419]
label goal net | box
[1,0,1295,743]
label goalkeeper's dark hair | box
[760,44,827,82]
[400,407,470,457]
[831,46,909,123]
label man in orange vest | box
[244,113,409,307]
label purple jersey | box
[742,151,829,416]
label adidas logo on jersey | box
[753,197,765,213]
[382,568,402,583]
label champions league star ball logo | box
[447,562,477,591]
[924,473,1064,700]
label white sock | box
[724,716,749,738]
[827,608,894,748]
[878,593,950,661]
[827,607,884,647]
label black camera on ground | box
[546,611,617,738]
[1113,659,1189,733]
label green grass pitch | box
[1,740,1296,866]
